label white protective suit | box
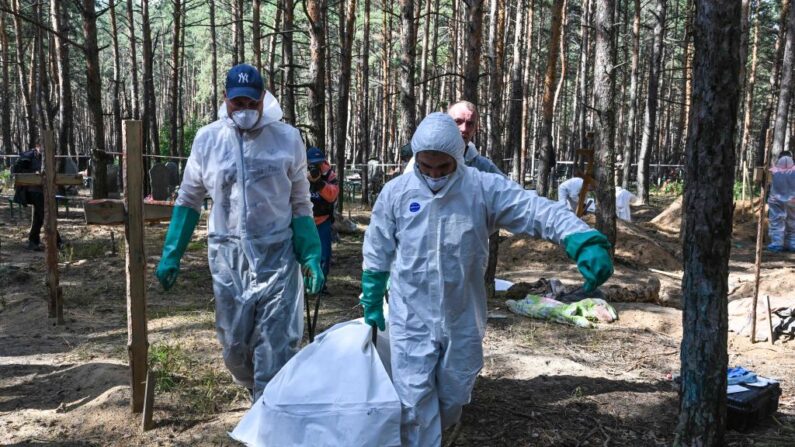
[404,141,504,176]
[175,93,312,398]
[615,186,638,222]
[768,155,795,249]
[362,113,591,446]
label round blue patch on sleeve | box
[409,202,420,213]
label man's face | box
[416,151,456,179]
[448,104,478,144]
[224,91,264,115]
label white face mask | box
[422,173,451,192]
[231,109,261,130]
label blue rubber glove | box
[360,270,389,330]
[156,205,200,290]
[291,216,325,294]
[563,229,614,292]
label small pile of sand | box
[649,196,765,242]
[730,268,795,300]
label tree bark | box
[253,0,263,72]
[266,0,282,93]
[486,0,505,167]
[12,0,33,150]
[674,0,740,444]
[141,0,159,158]
[360,0,371,204]
[125,0,140,120]
[771,0,795,160]
[233,0,245,65]
[167,0,182,159]
[739,3,760,173]
[507,1,525,182]
[51,0,72,159]
[209,0,218,119]
[282,0,296,123]
[593,0,616,249]
[336,0,357,213]
[108,0,123,152]
[399,0,417,139]
[0,10,10,155]
[462,0,484,104]
[306,0,326,148]
[756,0,789,166]
[536,0,566,197]
[621,0,640,188]
[636,0,666,203]
[82,0,107,199]
[418,0,432,117]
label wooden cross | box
[82,121,173,424]
[12,131,84,325]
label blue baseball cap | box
[225,64,264,100]
[307,147,326,164]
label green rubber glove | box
[291,216,325,294]
[563,229,614,292]
[360,270,389,330]
[156,205,200,291]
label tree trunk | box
[593,0,616,249]
[756,0,789,166]
[233,0,245,64]
[0,10,10,155]
[739,4,760,172]
[306,0,326,148]
[771,0,795,160]
[621,0,640,188]
[536,0,566,197]
[673,0,693,163]
[168,0,182,159]
[12,0,33,149]
[674,0,740,444]
[253,0,263,72]
[462,0,484,104]
[83,0,107,199]
[209,0,218,119]
[418,0,432,117]
[336,0,357,213]
[360,0,371,204]
[282,0,296,123]
[126,0,140,120]
[51,0,73,159]
[487,0,505,168]
[380,5,392,160]
[109,0,123,152]
[636,0,666,203]
[141,0,159,158]
[266,1,282,93]
[399,0,417,140]
[508,2,525,182]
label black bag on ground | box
[727,382,782,432]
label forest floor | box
[1,191,794,446]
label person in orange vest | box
[307,147,340,293]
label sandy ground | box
[1,194,794,446]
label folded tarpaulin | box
[230,319,400,447]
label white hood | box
[218,90,284,130]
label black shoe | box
[26,241,42,251]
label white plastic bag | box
[230,319,400,447]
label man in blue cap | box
[306,147,339,293]
[155,64,324,400]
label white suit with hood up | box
[362,113,591,446]
[175,92,312,398]
[768,155,795,249]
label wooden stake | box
[750,129,772,343]
[141,369,155,431]
[123,120,148,413]
[766,295,775,346]
[42,130,63,325]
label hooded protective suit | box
[363,113,595,445]
[768,155,795,250]
[403,141,503,176]
[174,93,311,398]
